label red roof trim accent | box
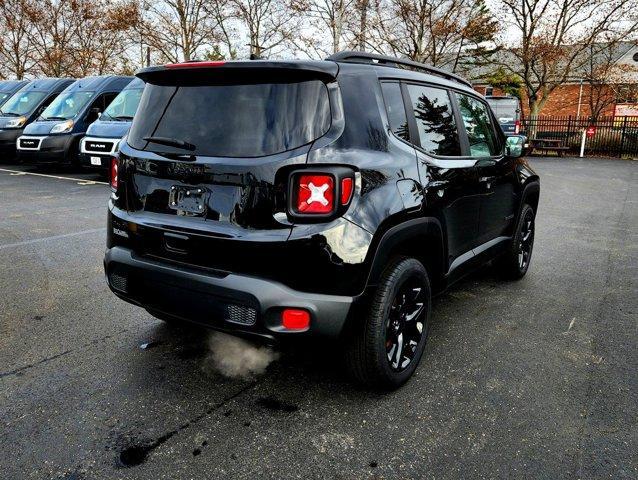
[165,61,226,69]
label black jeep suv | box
[104,52,539,389]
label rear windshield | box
[128,80,331,158]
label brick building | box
[472,43,638,119]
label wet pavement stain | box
[118,445,152,468]
[114,383,256,467]
[256,396,299,413]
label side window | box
[86,94,107,122]
[455,93,499,157]
[36,94,57,117]
[406,84,462,157]
[103,93,118,110]
[381,82,409,141]
[88,95,105,112]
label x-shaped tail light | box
[289,169,355,220]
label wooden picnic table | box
[530,138,570,157]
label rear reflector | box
[110,158,118,190]
[296,174,334,214]
[281,309,310,330]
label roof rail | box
[326,51,473,88]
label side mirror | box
[505,135,526,158]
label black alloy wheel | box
[345,257,431,390]
[385,278,426,372]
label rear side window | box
[456,93,499,157]
[381,82,409,141]
[128,80,331,158]
[406,84,461,157]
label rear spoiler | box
[136,60,339,85]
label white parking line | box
[0,168,108,186]
[0,228,105,250]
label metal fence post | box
[619,116,628,158]
[566,115,573,149]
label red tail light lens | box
[296,174,334,214]
[110,158,118,190]
[282,309,310,330]
[515,120,521,134]
[341,177,353,205]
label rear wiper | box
[143,136,196,151]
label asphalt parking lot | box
[0,157,636,479]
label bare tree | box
[366,0,498,70]
[498,0,638,116]
[24,0,83,77]
[73,0,139,76]
[137,0,220,62]
[0,0,35,79]
[291,0,358,56]
[229,0,298,58]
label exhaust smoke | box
[205,332,279,379]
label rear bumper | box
[104,246,355,339]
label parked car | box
[486,95,523,136]
[0,78,74,161]
[0,80,29,109]
[104,53,540,389]
[79,78,144,172]
[17,75,133,167]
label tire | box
[496,203,535,279]
[345,256,432,390]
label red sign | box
[586,126,596,138]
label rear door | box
[455,93,516,245]
[403,82,482,269]
[119,65,337,269]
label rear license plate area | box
[168,186,208,215]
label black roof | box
[136,53,476,94]
[63,75,134,92]
[327,51,473,88]
[21,78,75,92]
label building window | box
[485,87,494,96]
